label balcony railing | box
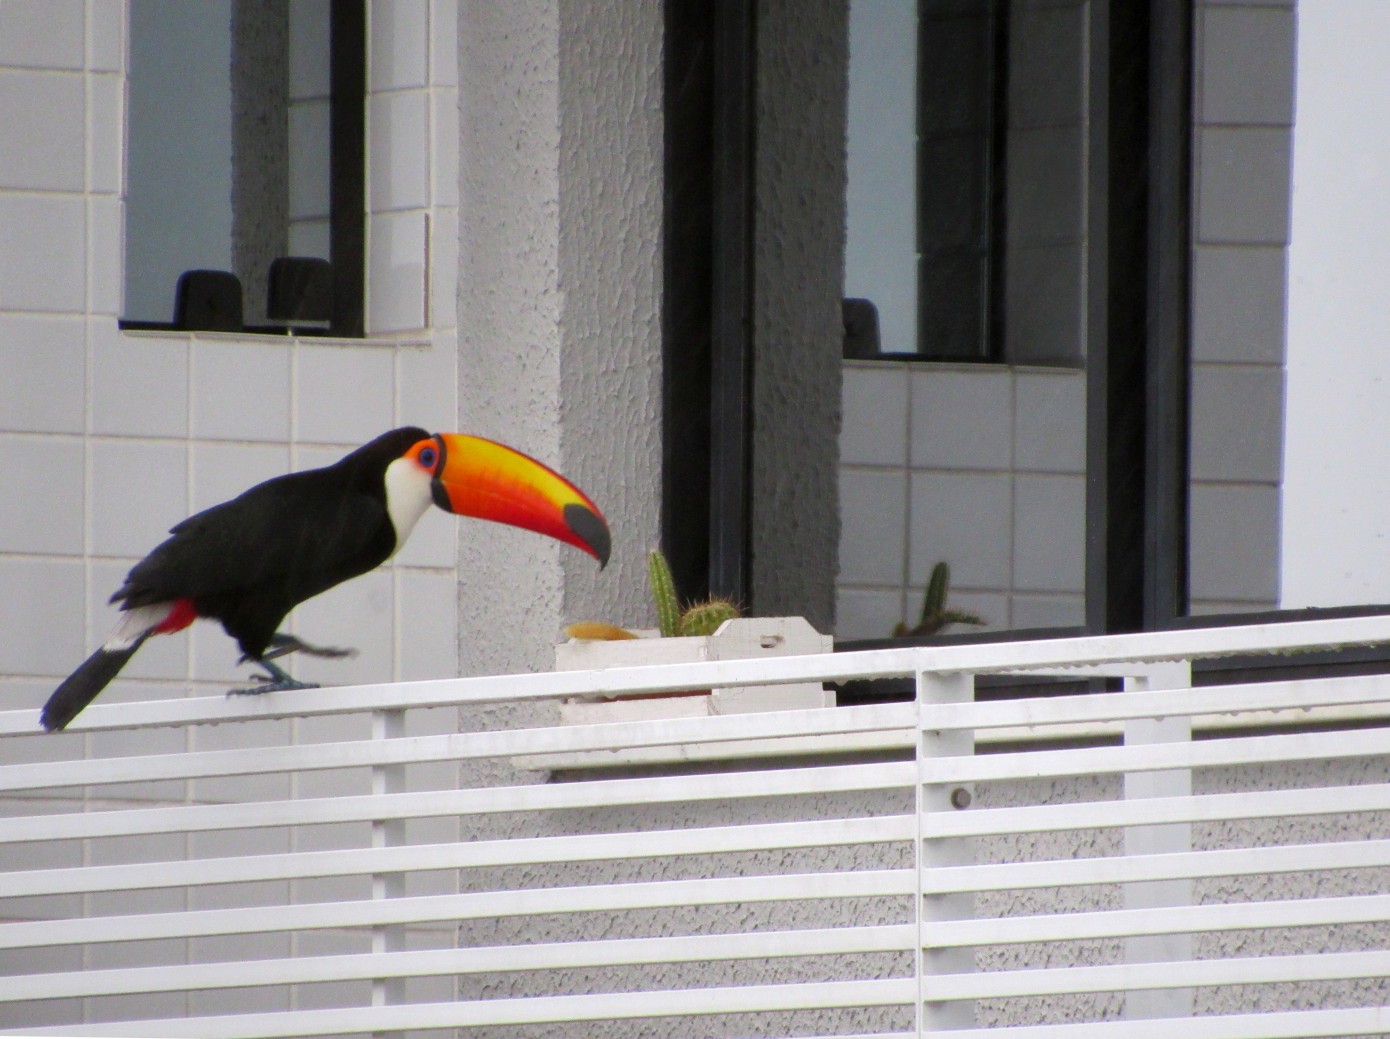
[4,615,1390,1037]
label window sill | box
[119,327,432,350]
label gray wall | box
[750,0,847,633]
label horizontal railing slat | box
[4,612,1389,736]
[924,837,1390,894]
[927,781,1390,839]
[928,948,1390,1001]
[938,1005,1390,1039]
[921,725,1390,784]
[0,868,913,949]
[919,671,1390,733]
[2,923,916,1001]
[0,759,915,844]
[3,977,919,1037]
[928,892,1390,948]
[0,815,913,898]
[0,702,916,791]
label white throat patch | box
[383,456,435,555]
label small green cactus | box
[647,549,682,638]
[893,561,985,637]
[678,597,740,637]
[567,549,744,641]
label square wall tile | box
[295,344,395,444]
[88,0,125,73]
[91,326,189,437]
[397,569,458,681]
[1190,363,1283,483]
[432,90,460,207]
[1013,473,1085,593]
[289,99,332,221]
[1014,369,1085,473]
[1199,5,1295,126]
[1190,482,1279,603]
[0,195,85,312]
[396,336,456,438]
[87,194,122,314]
[87,71,122,195]
[841,364,908,467]
[89,438,188,557]
[0,70,84,190]
[289,0,331,99]
[191,338,292,441]
[372,0,429,91]
[910,366,1012,470]
[839,468,908,585]
[367,210,427,333]
[0,314,85,433]
[1196,127,1293,245]
[1005,243,1084,363]
[189,440,289,522]
[1006,125,1084,244]
[0,435,84,554]
[370,89,430,212]
[0,558,86,675]
[1012,592,1085,630]
[0,0,84,68]
[1191,245,1286,364]
[834,587,905,642]
[428,207,459,326]
[1009,3,1084,129]
[430,0,460,87]
[908,471,1012,588]
[292,568,395,687]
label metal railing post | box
[1123,660,1194,1020]
[918,667,976,1033]
[371,707,405,1024]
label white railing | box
[3,615,1390,1037]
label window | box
[122,0,364,336]
[845,0,1086,365]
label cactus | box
[893,561,985,637]
[647,549,682,638]
[565,549,744,641]
[678,597,740,637]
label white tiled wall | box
[838,0,1293,638]
[1188,0,1293,614]
[838,360,1086,640]
[0,0,462,720]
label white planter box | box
[554,616,833,725]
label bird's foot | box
[227,659,320,697]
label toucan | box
[40,427,610,732]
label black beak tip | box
[564,503,611,569]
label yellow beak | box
[405,434,610,567]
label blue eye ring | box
[418,446,438,469]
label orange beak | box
[405,434,610,567]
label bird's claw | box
[227,676,320,697]
[227,657,319,697]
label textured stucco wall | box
[751,0,847,632]
[455,0,661,683]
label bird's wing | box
[113,473,392,608]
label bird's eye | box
[418,446,437,470]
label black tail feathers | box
[40,634,149,732]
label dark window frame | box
[119,0,365,339]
